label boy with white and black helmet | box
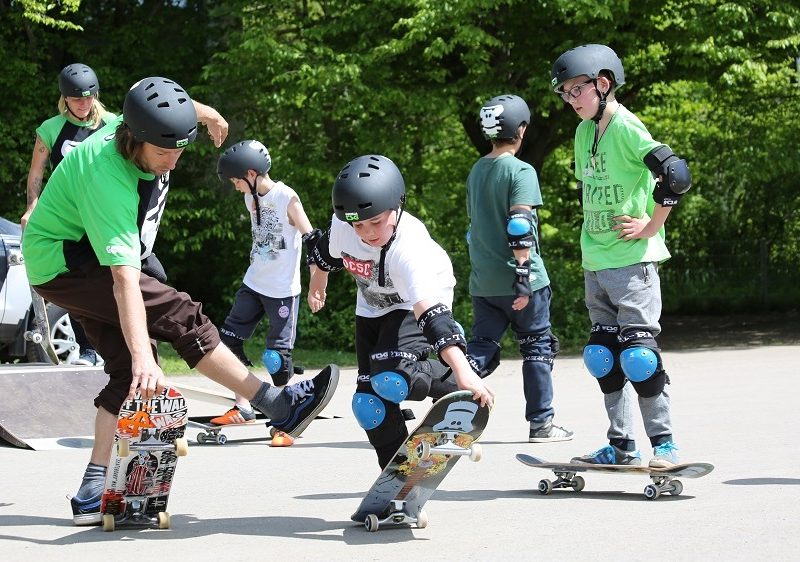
[466,94,573,443]
[306,154,494,467]
[551,44,691,467]
[23,77,339,524]
[210,140,320,439]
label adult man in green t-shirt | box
[22,76,340,526]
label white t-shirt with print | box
[327,212,455,318]
[242,181,301,298]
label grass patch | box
[157,342,357,376]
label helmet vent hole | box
[358,172,370,178]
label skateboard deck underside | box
[352,390,490,524]
[102,387,188,526]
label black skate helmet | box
[217,140,272,182]
[122,77,197,149]
[58,63,99,98]
[550,44,625,92]
[332,155,405,223]
[479,94,531,140]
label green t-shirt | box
[23,116,157,285]
[466,153,550,296]
[35,111,116,169]
[574,105,671,271]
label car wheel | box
[47,304,80,364]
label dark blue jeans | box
[468,286,556,424]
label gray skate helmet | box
[479,94,531,140]
[217,140,272,182]
[550,44,625,92]
[332,155,405,223]
[122,77,197,149]
[58,63,99,98]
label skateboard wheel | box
[417,440,431,461]
[174,438,189,457]
[102,513,115,532]
[538,479,553,495]
[158,511,171,529]
[269,426,277,438]
[468,443,482,462]
[216,434,228,446]
[117,438,130,457]
[416,509,429,529]
[197,433,207,444]
[669,479,683,496]
[572,475,586,492]
[644,484,661,500]
[365,514,379,532]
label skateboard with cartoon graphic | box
[516,454,714,500]
[351,390,491,531]
[101,386,189,531]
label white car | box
[0,216,80,364]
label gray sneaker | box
[528,419,574,443]
[571,444,642,465]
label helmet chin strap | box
[377,196,406,287]
[590,79,608,168]
[246,177,262,226]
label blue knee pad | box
[262,349,284,375]
[583,344,615,378]
[370,371,409,403]
[352,393,386,430]
[620,346,659,382]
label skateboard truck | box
[364,500,429,532]
[416,431,483,462]
[538,470,586,494]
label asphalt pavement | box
[1,344,798,560]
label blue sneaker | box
[271,365,340,438]
[650,441,680,468]
[571,444,642,466]
[69,492,102,525]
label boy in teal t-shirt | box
[465,94,572,443]
[551,44,692,467]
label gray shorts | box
[223,283,299,349]
[584,262,662,335]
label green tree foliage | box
[2,0,799,352]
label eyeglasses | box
[556,79,594,102]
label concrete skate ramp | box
[0,365,106,450]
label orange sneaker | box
[210,405,256,426]
[270,430,295,447]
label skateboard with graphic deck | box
[352,390,491,531]
[516,454,714,500]
[101,386,189,532]
[24,289,59,363]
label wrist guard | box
[511,259,533,297]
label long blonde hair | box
[58,95,108,129]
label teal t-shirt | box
[23,115,155,285]
[574,105,671,271]
[466,153,549,296]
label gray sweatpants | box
[584,262,673,447]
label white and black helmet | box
[479,94,531,140]
[550,44,625,92]
[58,63,99,98]
[122,77,197,149]
[332,155,405,223]
[217,140,272,181]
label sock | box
[250,381,290,421]
[76,463,106,499]
[609,438,636,452]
